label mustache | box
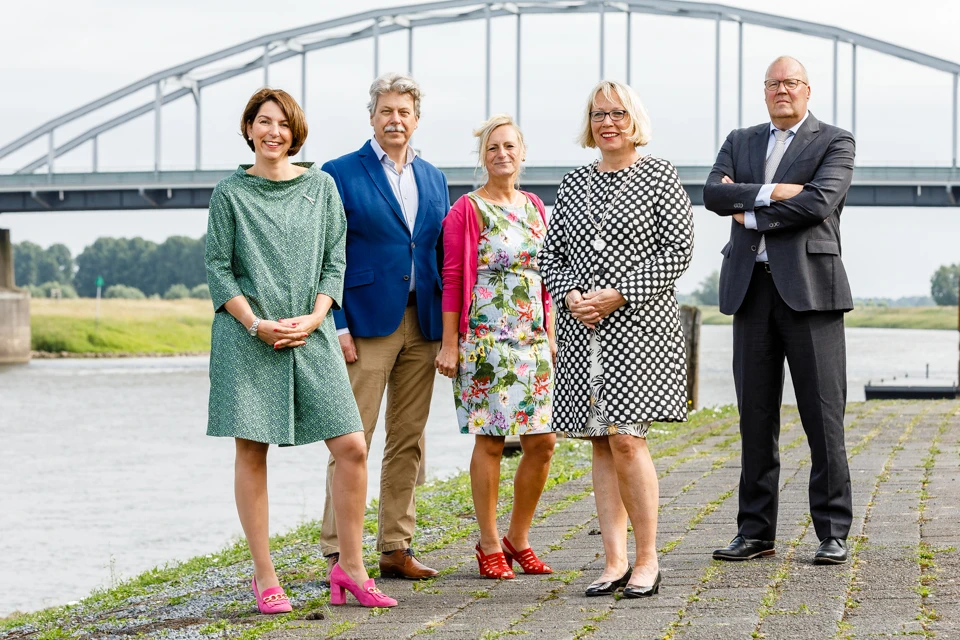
[384,124,407,133]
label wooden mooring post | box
[681,305,701,410]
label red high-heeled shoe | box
[501,537,553,574]
[475,542,516,579]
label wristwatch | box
[247,317,261,337]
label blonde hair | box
[577,80,652,149]
[473,114,526,181]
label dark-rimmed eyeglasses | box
[590,110,627,122]
[763,78,807,92]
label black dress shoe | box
[712,535,776,561]
[585,566,631,597]
[814,537,847,565]
[623,571,661,598]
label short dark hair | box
[240,88,308,156]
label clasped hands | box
[721,175,803,225]
[256,313,325,350]
[566,288,627,330]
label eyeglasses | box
[590,110,627,123]
[763,78,807,92]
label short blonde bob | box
[473,113,526,180]
[577,80,652,149]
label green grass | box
[699,305,957,330]
[30,298,213,353]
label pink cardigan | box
[441,191,553,333]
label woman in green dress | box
[435,115,557,580]
[205,88,396,612]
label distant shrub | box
[104,284,146,299]
[23,284,45,298]
[149,293,162,300]
[163,284,191,300]
[38,281,79,299]
[189,283,211,299]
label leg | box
[590,437,631,582]
[234,438,278,589]
[732,268,786,541]
[780,307,852,541]
[505,433,557,550]
[608,434,660,585]
[325,431,372,587]
[471,435,507,554]
[319,333,397,557]
[379,307,440,552]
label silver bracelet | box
[247,317,261,337]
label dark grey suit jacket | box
[702,112,855,315]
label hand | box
[435,344,459,378]
[721,175,734,184]
[273,313,324,350]
[733,213,745,225]
[570,288,627,327]
[548,335,557,365]
[771,183,803,201]
[338,333,358,363]
[256,319,309,350]
[565,289,594,330]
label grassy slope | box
[30,299,213,353]
[699,304,958,330]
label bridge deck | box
[0,166,958,213]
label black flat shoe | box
[814,537,847,565]
[712,535,776,561]
[622,571,661,598]
[585,566,631,597]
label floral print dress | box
[455,193,554,436]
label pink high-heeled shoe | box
[252,576,293,614]
[329,563,398,608]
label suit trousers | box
[732,264,853,542]
[320,305,441,555]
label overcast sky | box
[1,0,958,297]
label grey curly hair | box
[367,72,423,118]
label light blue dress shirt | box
[744,111,809,262]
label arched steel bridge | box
[1,0,958,212]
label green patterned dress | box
[205,163,363,446]
[454,193,554,436]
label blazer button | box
[751,245,757,252]
[403,275,410,281]
[411,242,416,248]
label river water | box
[1,325,956,616]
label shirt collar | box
[369,137,417,167]
[770,111,809,136]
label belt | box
[754,262,772,274]
[407,291,417,306]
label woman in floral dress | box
[436,115,557,580]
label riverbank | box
[27,299,959,356]
[3,401,959,640]
[700,304,958,330]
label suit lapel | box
[358,141,407,230]
[749,125,768,183]
[410,156,429,239]
[772,112,820,183]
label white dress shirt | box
[338,138,420,337]
[744,111,810,262]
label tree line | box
[14,236,208,298]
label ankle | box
[478,537,502,555]
[503,533,529,551]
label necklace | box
[478,185,521,207]
[584,155,647,251]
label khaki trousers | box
[320,305,440,554]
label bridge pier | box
[0,229,31,364]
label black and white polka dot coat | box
[540,157,695,430]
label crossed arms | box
[702,130,855,232]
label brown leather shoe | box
[379,548,439,580]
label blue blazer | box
[322,141,449,341]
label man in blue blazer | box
[319,73,449,580]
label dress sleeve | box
[539,176,584,309]
[204,183,244,313]
[317,176,347,311]
[613,160,694,308]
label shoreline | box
[30,350,209,359]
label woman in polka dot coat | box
[539,80,694,598]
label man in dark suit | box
[703,56,855,564]
[319,72,449,580]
